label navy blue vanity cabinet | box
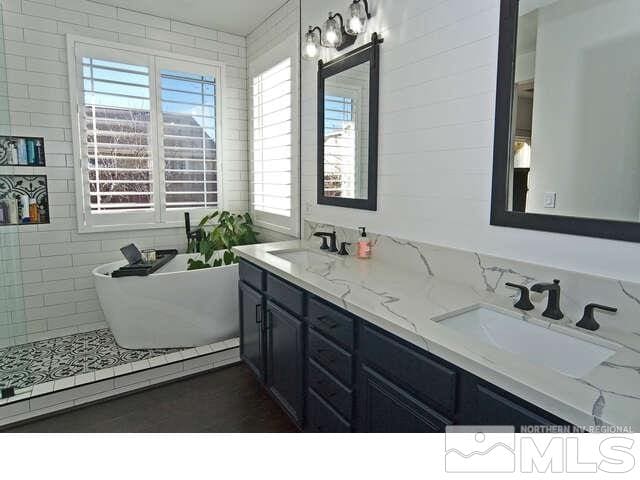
[265,300,304,426]
[238,259,572,432]
[305,296,356,432]
[457,373,569,432]
[358,364,451,432]
[239,281,265,382]
[357,322,457,432]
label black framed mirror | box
[491,0,640,242]
[317,33,382,211]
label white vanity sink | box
[270,249,334,265]
[436,306,616,378]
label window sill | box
[77,221,186,234]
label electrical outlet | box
[544,192,557,208]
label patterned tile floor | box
[0,329,179,390]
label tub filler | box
[93,253,239,349]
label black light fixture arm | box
[356,0,372,19]
[308,25,322,35]
[328,11,345,26]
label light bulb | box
[322,13,342,48]
[305,42,318,58]
[326,29,338,45]
[345,0,369,36]
[302,26,321,60]
[348,17,363,34]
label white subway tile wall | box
[1,0,248,346]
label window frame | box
[248,35,300,237]
[67,35,225,233]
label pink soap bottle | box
[356,227,372,259]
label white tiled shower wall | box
[301,0,640,284]
[0,0,249,346]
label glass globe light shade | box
[302,27,321,60]
[322,13,342,47]
[345,1,368,35]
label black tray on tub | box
[111,249,178,278]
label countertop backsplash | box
[304,220,640,346]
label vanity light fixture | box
[345,0,371,35]
[303,26,322,60]
[322,12,357,50]
[303,2,374,60]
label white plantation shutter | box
[82,58,154,212]
[160,69,218,210]
[324,94,356,198]
[252,58,292,218]
[70,38,223,232]
[249,35,299,235]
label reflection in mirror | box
[323,62,370,200]
[509,0,640,222]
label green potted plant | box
[186,211,259,270]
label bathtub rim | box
[92,252,239,278]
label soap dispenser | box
[356,227,372,259]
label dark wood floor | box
[4,364,298,433]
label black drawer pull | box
[316,315,338,329]
[255,304,262,324]
[315,348,335,361]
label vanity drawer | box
[266,274,304,317]
[308,358,353,420]
[308,329,353,386]
[360,323,457,416]
[239,260,264,291]
[308,297,354,350]
[307,389,350,433]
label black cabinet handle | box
[255,304,262,324]
[315,348,335,363]
[316,315,338,329]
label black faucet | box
[531,279,564,320]
[313,230,338,252]
[576,303,617,331]
[505,282,534,311]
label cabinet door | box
[266,301,304,425]
[239,282,265,382]
[358,365,451,432]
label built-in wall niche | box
[0,174,50,226]
[0,136,46,167]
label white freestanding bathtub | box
[93,253,239,349]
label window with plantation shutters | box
[160,69,218,210]
[252,58,292,219]
[324,94,356,198]
[70,38,223,232]
[83,58,154,212]
[249,37,299,236]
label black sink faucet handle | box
[313,232,330,250]
[338,242,351,256]
[531,279,564,320]
[576,303,617,331]
[505,282,534,311]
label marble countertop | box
[234,240,640,430]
